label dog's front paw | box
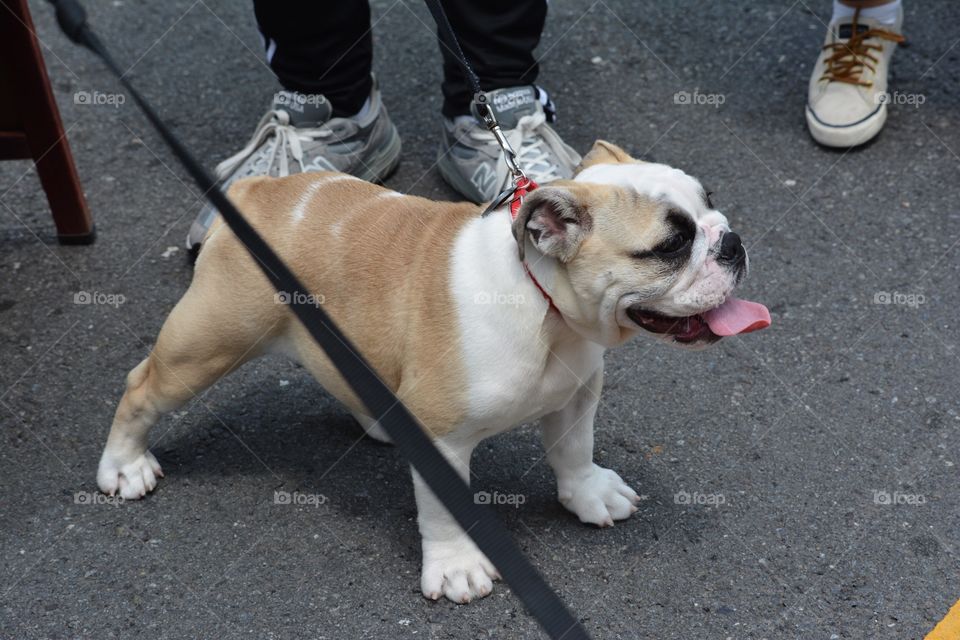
[97,450,164,499]
[558,464,639,527]
[421,539,500,603]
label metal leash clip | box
[476,92,530,217]
[474,92,526,180]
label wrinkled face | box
[513,141,748,348]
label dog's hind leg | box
[97,281,279,499]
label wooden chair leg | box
[31,131,96,245]
[1,0,94,245]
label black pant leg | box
[253,0,374,116]
[437,0,548,118]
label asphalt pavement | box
[2,1,959,638]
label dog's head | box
[512,140,769,348]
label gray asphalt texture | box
[2,1,959,638]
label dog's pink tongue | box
[702,298,771,336]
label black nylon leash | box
[423,0,483,99]
[47,1,590,638]
[423,0,529,216]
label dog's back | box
[195,172,478,433]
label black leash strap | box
[47,1,590,638]
[423,0,483,99]
[423,0,527,187]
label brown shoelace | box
[821,8,905,87]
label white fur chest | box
[450,214,605,435]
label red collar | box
[508,177,560,315]
[508,176,537,218]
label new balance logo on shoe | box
[471,163,499,197]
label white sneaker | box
[806,7,905,148]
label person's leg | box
[832,0,901,25]
[254,0,372,117]
[805,0,904,148]
[433,0,582,204]
[437,0,547,119]
[187,1,402,251]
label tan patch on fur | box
[575,140,637,174]
[191,172,475,437]
[532,179,673,344]
[519,177,672,282]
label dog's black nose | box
[718,231,744,264]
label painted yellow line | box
[926,598,960,639]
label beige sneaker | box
[806,7,905,147]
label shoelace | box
[214,110,334,180]
[464,109,564,183]
[821,8,904,87]
[511,111,562,182]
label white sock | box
[351,97,372,121]
[831,0,902,26]
[452,114,481,127]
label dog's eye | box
[653,233,690,257]
[705,191,715,209]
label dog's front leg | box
[541,367,640,527]
[413,435,500,603]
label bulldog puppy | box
[96,140,769,604]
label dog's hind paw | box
[558,464,639,527]
[421,539,500,603]
[97,450,164,500]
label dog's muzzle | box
[627,294,771,343]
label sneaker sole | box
[806,104,887,148]
[186,124,403,253]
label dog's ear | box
[512,186,592,262]
[575,140,635,174]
